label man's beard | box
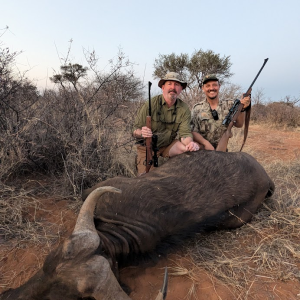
[168,89,177,100]
[208,95,218,100]
[207,90,218,100]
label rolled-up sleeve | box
[177,106,193,139]
[190,105,201,133]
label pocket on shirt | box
[152,113,166,131]
[197,117,211,134]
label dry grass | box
[0,179,79,244]
[0,178,84,291]
[0,184,42,241]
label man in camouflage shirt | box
[191,74,251,150]
[133,72,199,175]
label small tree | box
[50,63,88,91]
[153,53,189,83]
[188,49,232,88]
[153,49,233,102]
[45,47,144,190]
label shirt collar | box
[161,95,183,109]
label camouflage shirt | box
[133,94,193,148]
[190,99,234,148]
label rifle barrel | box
[245,58,269,95]
[148,81,152,115]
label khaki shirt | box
[133,95,193,148]
[190,99,234,148]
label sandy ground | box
[1,124,300,299]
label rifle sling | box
[240,106,251,151]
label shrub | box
[0,45,144,195]
[252,102,300,127]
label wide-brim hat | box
[158,72,187,90]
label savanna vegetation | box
[1,37,300,299]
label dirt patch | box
[1,125,300,299]
[244,125,300,163]
[0,198,77,291]
[121,253,300,300]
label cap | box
[202,74,219,85]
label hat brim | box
[158,79,187,90]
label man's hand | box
[192,132,214,150]
[140,126,153,138]
[240,95,251,110]
[185,141,200,152]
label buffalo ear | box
[43,244,64,274]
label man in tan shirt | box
[133,72,199,175]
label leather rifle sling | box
[240,106,251,151]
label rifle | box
[145,82,158,173]
[216,58,269,152]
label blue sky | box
[1,0,299,101]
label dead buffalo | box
[0,150,274,300]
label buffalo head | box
[0,186,166,300]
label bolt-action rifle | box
[145,82,158,173]
[216,58,269,152]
